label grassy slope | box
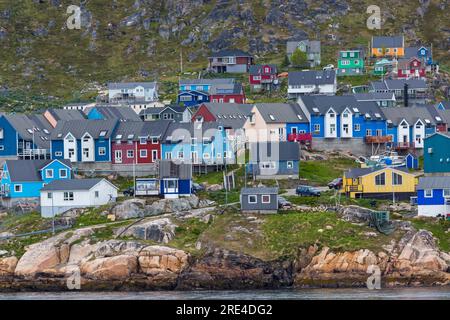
[300,157,358,186]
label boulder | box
[138,246,189,274]
[339,205,374,223]
[80,254,138,280]
[206,184,223,192]
[120,218,177,243]
[111,199,146,220]
[0,256,18,276]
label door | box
[151,150,158,162]
[83,148,90,159]
[115,150,122,163]
[191,151,198,164]
[68,148,76,162]
[291,127,297,134]
[164,179,178,194]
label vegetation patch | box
[299,157,358,185]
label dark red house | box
[111,121,170,165]
[209,82,246,104]
[249,64,278,92]
[207,49,254,73]
[397,57,426,79]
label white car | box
[323,64,335,71]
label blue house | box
[423,133,450,174]
[50,119,118,163]
[159,160,192,199]
[247,141,300,179]
[0,159,72,206]
[0,114,54,160]
[405,153,419,170]
[417,176,450,217]
[177,90,210,107]
[437,101,450,111]
[177,78,236,107]
[161,122,233,165]
[297,96,387,140]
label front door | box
[151,150,158,163]
[115,150,122,163]
[164,179,178,194]
[291,127,297,134]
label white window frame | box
[98,147,106,156]
[424,189,433,198]
[261,195,271,204]
[287,161,294,169]
[64,191,74,201]
[443,189,450,197]
[59,169,67,178]
[45,169,54,179]
[14,184,22,193]
[140,150,148,158]
[248,195,257,204]
[127,150,134,158]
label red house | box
[249,64,278,92]
[208,49,254,73]
[397,57,426,79]
[209,82,246,104]
[111,121,170,165]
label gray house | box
[286,40,321,67]
[354,92,397,108]
[240,187,278,214]
[140,106,192,123]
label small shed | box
[240,187,278,214]
[405,153,419,170]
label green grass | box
[286,193,391,210]
[74,206,111,228]
[0,212,49,234]
[411,218,450,252]
[299,157,358,186]
[169,218,210,254]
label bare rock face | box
[120,218,177,243]
[138,245,189,274]
[80,255,138,280]
[111,199,146,220]
[0,257,18,276]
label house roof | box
[286,40,321,55]
[249,64,278,75]
[45,109,86,121]
[436,109,450,125]
[210,82,243,95]
[51,119,118,140]
[107,82,157,90]
[404,46,431,59]
[196,103,253,128]
[345,166,410,179]
[380,107,435,126]
[241,187,279,195]
[161,122,224,143]
[179,78,235,86]
[299,95,385,119]
[417,176,450,190]
[113,120,171,141]
[3,114,54,148]
[372,35,404,48]
[88,106,142,121]
[438,101,450,110]
[209,49,252,58]
[354,92,396,101]
[370,79,428,91]
[41,178,117,191]
[254,103,308,123]
[249,141,300,162]
[5,159,72,182]
[159,160,192,179]
[288,70,336,86]
[139,105,188,116]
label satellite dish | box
[273,79,279,85]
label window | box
[0,128,3,139]
[262,195,271,204]
[140,138,147,145]
[59,169,67,178]
[424,189,433,198]
[180,96,192,102]
[366,129,372,137]
[47,192,52,199]
[0,145,3,151]
[376,129,383,136]
[392,172,403,185]
[354,124,361,132]
[99,130,107,137]
[152,150,158,162]
[127,150,134,158]
[178,151,184,159]
[95,191,99,198]
[151,137,158,144]
[45,169,54,178]
[248,195,257,204]
[99,147,106,156]
[287,161,294,169]
[140,150,147,158]
[64,192,74,201]
[14,184,22,193]
[203,153,210,159]
[216,153,222,159]
[443,189,450,197]
[313,124,320,133]
[165,152,172,160]
[375,173,386,186]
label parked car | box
[123,187,134,197]
[323,64,335,71]
[278,196,292,209]
[192,182,205,194]
[328,178,343,189]
[296,185,321,197]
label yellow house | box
[371,36,404,58]
[342,167,417,200]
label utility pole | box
[133,142,137,198]
[51,192,55,235]
[180,48,183,74]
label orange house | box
[371,36,405,58]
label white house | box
[40,178,118,217]
[108,82,158,103]
[288,70,337,98]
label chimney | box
[404,83,409,107]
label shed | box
[405,153,419,170]
[240,187,278,214]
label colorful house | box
[207,49,254,73]
[111,121,171,165]
[404,46,437,72]
[416,176,450,217]
[337,49,365,76]
[140,106,192,122]
[397,57,426,79]
[354,92,396,108]
[192,103,252,129]
[86,105,141,122]
[240,187,279,214]
[342,167,417,200]
[0,159,72,205]
[42,109,86,128]
[50,119,118,163]
[108,82,158,103]
[372,58,395,76]
[369,79,428,106]
[288,70,337,98]
[159,160,192,199]
[405,153,419,170]
[286,40,321,67]
[423,133,450,175]
[371,36,405,58]
[249,64,279,91]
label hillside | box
[0,0,449,109]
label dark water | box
[0,288,449,300]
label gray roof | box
[179,78,235,85]
[372,36,404,48]
[195,103,253,128]
[299,95,385,119]
[437,109,450,124]
[249,64,278,75]
[139,106,189,116]
[286,40,321,55]
[51,119,118,140]
[241,187,279,195]
[250,141,300,162]
[254,103,308,123]
[89,106,141,121]
[5,159,72,182]
[113,120,171,141]
[289,70,336,86]
[3,114,54,148]
[159,160,192,179]
[345,167,410,179]
[46,109,86,121]
[381,107,435,126]
[41,178,116,191]
[108,82,157,90]
[162,122,224,144]
[404,46,431,59]
[371,79,427,91]
[354,92,396,101]
[417,176,450,190]
[209,49,252,58]
[210,82,243,95]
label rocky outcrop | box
[119,218,177,243]
[138,246,188,274]
[80,255,138,280]
[0,257,17,276]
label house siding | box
[0,116,18,157]
[424,134,450,174]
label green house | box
[373,59,394,76]
[337,50,364,76]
